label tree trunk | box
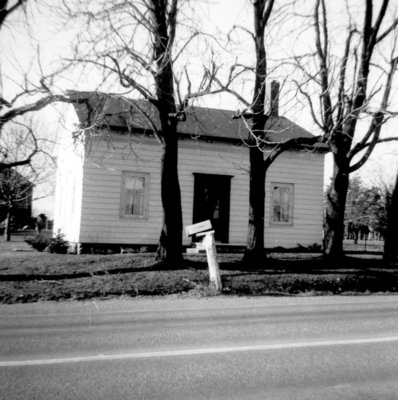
[155,134,183,267]
[243,146,266,264]
[243,0,269,265]
[151,0,183,267]
[4,205,12,242]
[323,159,349,258]
[383,174,398,262]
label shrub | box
[25,234,51,252]
[296,243,323,252]
[46,234,69,254]
[25,233,69,253]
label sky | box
[1,0,398,218]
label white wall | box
[265,151,325,248]
[79,133,163,245]
[77,132,324,248]
[53,119,85,242]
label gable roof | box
[71,91,324,148]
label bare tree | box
[60,0,222,266]
[293,0,398,258]
[216,1,322,264]
[0,0,91,172]
[239,0,275,265]
[0,91,90,171]
[0,120,53,240]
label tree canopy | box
[345,176,389,241]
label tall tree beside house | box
[242,0,275,264]
[221,1,322,264]
[293,0,398,258]
[61,0,221,266]
[142,0,182,265]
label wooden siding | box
[79,133,162,244]
[265,151,324,248]
[77,132,324,248]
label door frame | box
[192,173,232,243]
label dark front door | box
[193,173,231,243]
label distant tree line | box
[344,176,389,243]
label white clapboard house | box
[54,86,326,253]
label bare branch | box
[172,31,199,63]
[0,120,39,172]
[212,76,251,107]
[349,56,398,161]
[167,0,178,50]
[264,135,323,169]
[230,24,255,41]
[0,0,27,28]
[336,28,355,125]
[105,55,156,100]
[349,136,398,173]
[262,0,275,28]
[377,17,398,43]
[0,93,89,129]
[371,0,390,45]
[314,0,334,134]
[125,99,162,145]
[0,157,34,171]
[293,79,324,132]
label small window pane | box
[281,187,289,204]
[274,205,281,222]
[281,205,290,222]
[272,184,293,224]
[273,186,281,203]
[122,174,147,217]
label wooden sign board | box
[185,220,212,237]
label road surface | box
[1,296,398,399]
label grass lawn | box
[1,237,398,303]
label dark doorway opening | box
[193,173,232,243]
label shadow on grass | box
[222,273,398,296]
[0,256,208,282]
[1,253,398,283]
[2,253,398,303]
[0,264,177,282]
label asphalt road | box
[1,296,398,399]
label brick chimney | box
[264,80,279,116]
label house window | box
[121,172,149,218]
[271,183,294,225]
